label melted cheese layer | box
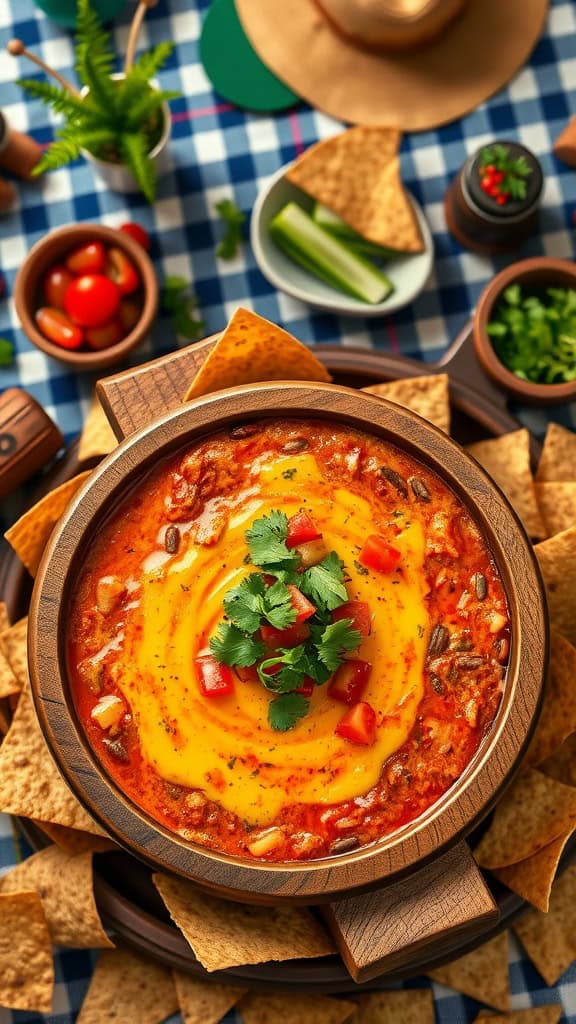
[115,453,429,824]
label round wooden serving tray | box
[2,328,571,992]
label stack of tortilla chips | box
[0,309,574,1022]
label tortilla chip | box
[183,308,331,402]
[77,947,179,1024]
[238,992,357,1024]
[473,769,576,869]
[173,971,247,1024]
[153,873,335,972]
[466,430,546,540]
[427,931,509,1011]
[541,733,576,788]
[0,891,54,1013]
[0,647,19,699]
[523,629,576,768]
[285,127,423,253]
[0,616,28,688]
[33,820,116,855]
[535,525,576,645]
[349,989,435,1023]
[535,482,576,537]
[475,1009,562,1024]
[0,845,113,948]
[492,827,573,913]
[363,374,450,433]
[78,393,118,463]
[513,862,576,986]
[536,422,576,483]
[0,687,106,836]
[4,470,91,578]
[0,600,9,633]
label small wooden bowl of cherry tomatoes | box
[14,223,158,370]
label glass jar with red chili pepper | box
[444,140,543,256]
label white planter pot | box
[80,74,171,195]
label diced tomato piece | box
[295,676,315,696]
[119,222,151,251]
[234,664,258,683]
[43,265,73,310]
[358,535,401,574]
[261,622,310,648]
[287,584,316,624]
[85,318,124,351]
[35,307,84,350]
[332,601,371,638]
[65,241,106,276]
[106,246,140,295]
[329,659,372,704]
[286,511,322,549]
[64,274,121,328]
[194,655,234,697]
[335,702,377,746]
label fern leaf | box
[124,88,178,130]
[32,136,82,174]
[133,41,174,80]
[17,78,105,132]
[120,132,157,203]
[78,48,117,118]
[114,67,149,120]
[75,0,114,83]
[58,125,119,156]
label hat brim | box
[235,0,549,131]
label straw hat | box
[235,0,549,131]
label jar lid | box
[466,141,543,218]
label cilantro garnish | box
[479,144,532,202]
[206,510,365,730]
[215,198,245,260]
[245,510,300,573]
[487,285,576,385]
[161,276,204,340]
[209,624,265,667]
[268,693,310,732]
[300,551,348,610]
[0,338,15,368]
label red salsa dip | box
[68,419,509,861]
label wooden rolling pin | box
[0,388,63,498]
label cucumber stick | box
[313,202,406,260]
[269,203,394,305]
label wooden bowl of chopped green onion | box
[473,257,576,405]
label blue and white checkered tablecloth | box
[0,0,576,1020]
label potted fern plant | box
[8,0,178,202]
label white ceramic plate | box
[251,164,434,317]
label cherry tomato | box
[286,511,322,549]
[43,265,74,310]
[106,246,140,295]
[64,274,121,328]
[119,222,151,251]
[287,585,316,624]
[119,299,141,333]
[332,601,371,638]
[335,701,377,746]
[35,307,83,350]
[194,654,234,697]
[358,535,401,574]
[65,242,106,276]
[329,659,372,705]
[85,319,124,351]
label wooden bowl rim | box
[13,223,158,371]
[29,382,548,902]
[473,257,576,404]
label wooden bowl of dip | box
[28,374,547,983]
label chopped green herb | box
[316,619,362,671]
[487,285,576,385]
[215,198,245,260]
[268,692,310,732]
[245,509,300,573]
[300,551,348,610]
[353,559,369,577]
[160,276,204,340]
[209,623,265,667]
[0,338,15,368]
[282,468,298,480]
[224,574,296,632]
